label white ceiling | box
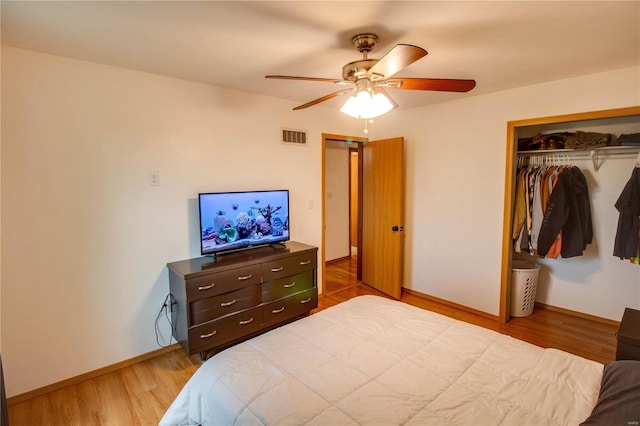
[2,1,639,112]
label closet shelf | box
[517,146,640,171]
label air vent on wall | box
[281,128,307,145]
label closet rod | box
[518,146,640,171]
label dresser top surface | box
[167,241,317,277]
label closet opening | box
[500,106,640,324]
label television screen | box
[198,190,290,256]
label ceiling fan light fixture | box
[340,87,394,119]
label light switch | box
[149,171,160,186]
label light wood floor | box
[8,255,618,425]
[323,256,618,364]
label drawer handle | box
[299,260,311,265]
[271,307,285,314]
[283,281,296,288]
[220,299,237,307]
[197,283,215,291]
[200,330,217,339]
[237,274,253,281]
[300,298,312,304]
[271,266,284,272]
[239,317,254,325]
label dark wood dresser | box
[168,241,318,361]
[616,307,640,361]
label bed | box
[160,295,630,425]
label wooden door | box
[362,137,404,299]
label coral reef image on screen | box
[199,190,289,254]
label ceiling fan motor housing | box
[343,33,384,82]
[342,59,380,81]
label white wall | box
[371,66,640,319]
[324,141,351,261]
[0,47,361,397]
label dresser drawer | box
[190,285,261,326]
[186,265,262,301]
[261,253,317,281]
[262,288,318,329]
[262,271,315,302]
[188,307,263,354]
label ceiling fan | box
[266,33,476,118]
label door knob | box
[392,226,399,232]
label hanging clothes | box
[542,167,564,259]
[613,167,640,259]
[513,163,593,259]
[513,165,540,254]
[530,169,544,251]
[513,165,539,254]
[537,167,593,258]
[512,169,528,241]
[630,219,640,264]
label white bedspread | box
[160,295,603,425]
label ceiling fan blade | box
[384,78,476,92]
[293,89,353,110]
[266,75,348,84]
[366,44,428,80]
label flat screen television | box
[198,189,290,256]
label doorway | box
[323,134,365,295]
[322,133,405,299]
[349,148,359,259]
